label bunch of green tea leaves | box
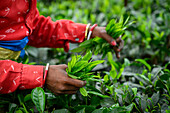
[72,16,134,58]
[66,51,105,96]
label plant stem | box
[23,104,29,113]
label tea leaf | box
[53,109,69,113]
[85,60,105,72]
[104,75,109,83]
[31,87,45,113]
[135,59,151,71]
[71,46,85,53]
[82,51,92,61]
[68,74,81,79]
[70,55,77,68]
[72,61,88,74]
[151,92,160,106]
[117,67,124,79]
[87,91,110,98]
[76,108,85,113]
[80,87,88,96]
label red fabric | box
[0,0,87,94]
[0,60,44,94]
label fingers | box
[58,64,68,70]
[65,77,86,88]
[116,36,124,50]
[60,84,79,91]
[109,38,121,59]
[113,46,120,59]
[54,90,77,95]
[107,35,124,59]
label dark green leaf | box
[24,94,31,102]
[151,92,160,106]
[31,87,45,113]
[76,108,85,113]
[53,109,69,113]
[87,91,110,98]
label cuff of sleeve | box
[20,64,44,90]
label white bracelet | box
[87,31,92,40]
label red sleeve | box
[0,60,44,94]
[28,8,87,52]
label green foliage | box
[67,51,105,96]
[0,0,170,112]
[106,16,134,39]
[72,16,134,58]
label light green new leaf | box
[104,75,109,83]
[132,88,137,96]
[31,87,45,113]
[70,55,77,68]
[80,87,88,96]
[117,67,124,79]
[123,16,130,26]
[68,74,81,79]
[82,51,92,61]
[16,110,23,113]
[135,59,151,71]
[85,60,105,72]
[110,69,117,80]
[72,61,88,74]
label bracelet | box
[85,23,91,40]
[43,63,49,84]
[87,24,98,40]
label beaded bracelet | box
[43,63,49,84]
[87,24,98,40]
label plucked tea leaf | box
[82,51,92,61]
[72,61,88,74]
[71,16,134,58]
[85,60,105,72]
[71,46,85,53]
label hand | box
[45,64,86,95]
[90,26,124,59]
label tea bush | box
[0,0,170,112]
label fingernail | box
[111,41,117,46]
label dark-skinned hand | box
[45,64,86,95]
[90,26,124,59]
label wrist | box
[43,63,49,84]
[88,25,98,39]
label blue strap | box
[0,36,29,51]
[0,36,29,58]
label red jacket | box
[0,0,86,94]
